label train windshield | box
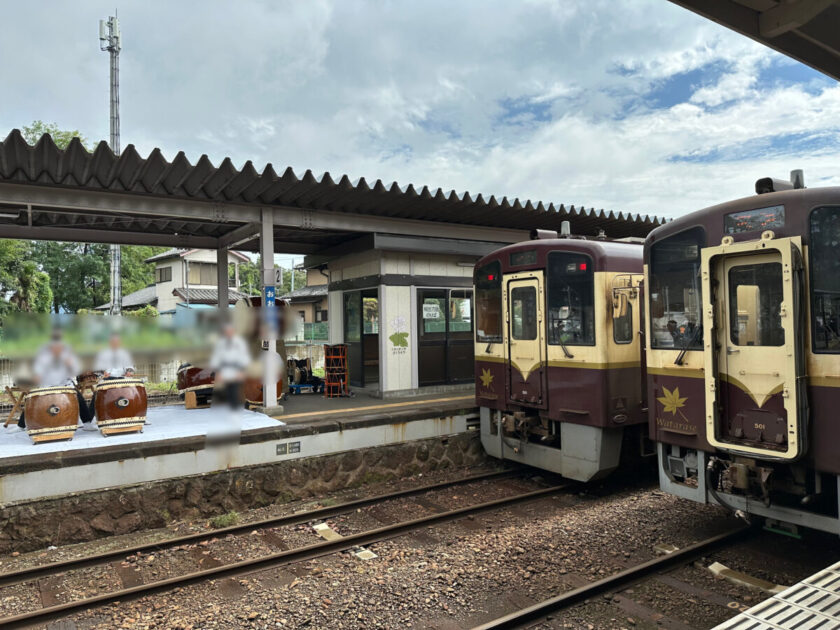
[649,227,704,350]
[475,261,502,343]
[546,252,594,345]
[810,206,840,352]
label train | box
[476,173,840,535]
[474,229,648,482]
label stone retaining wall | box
[0,432,485,553]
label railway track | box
[0,470,567,629]
[0,468,516,589]
[471,525,751,630]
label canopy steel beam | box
[0,182,530,245]
[0,223,217,248]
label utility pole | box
[100,14,122,315]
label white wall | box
[153,250,245,311]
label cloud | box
[0,0,837,226]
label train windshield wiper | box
[674,325,701,366]
[557,335,574,359]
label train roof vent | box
[756,169,805,194]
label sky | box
[0,0,838,224]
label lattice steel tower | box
[100,14,122,315]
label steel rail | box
[0,468,519,590]
[471,525,751,630]
[0,483,567,629]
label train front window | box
[547,252,594,346]
[649,227,704,350]
[728,263,784,346]
[475,261,502,343]
[810,206,840,352]
[510,286,537,340]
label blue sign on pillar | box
[263,286,276,307]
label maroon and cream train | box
[474,232,648,482]
[647,174,840,535]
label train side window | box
[649,227,704,350]
[810,206,840,352]
[613,302,633,344]
[510,286,537,340]
[475,261,502,343]
[546,252,594,346]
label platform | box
[714,560,840,629]
[0,393,478,506]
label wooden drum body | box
[94,378,147,436]
[24,386,79,443]
[243,377,284,407]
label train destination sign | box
[724,205,785,234]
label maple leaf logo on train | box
[657,386,687,416]
[479,368,494,388]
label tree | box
[9,261,53,313]
[30,242,110,313]
[22,120,88,150]
[121,246,170,295]
[238,257,306,297]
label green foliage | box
[121,246,169,295]
[30,242,109,313]
[0,241,53,318]
[210,511,240,529]
[22,120,89,150]
[239,257,306,297]
[124,304,159,318]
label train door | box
[505,272,546,408]
[701,234,807,460]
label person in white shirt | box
[94,333,135,379]
[17,330,94,429]
[89,333,141,422]
[209,321,250,410]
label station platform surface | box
[715,559,840,629]
[0,392,478,506]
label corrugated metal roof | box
[0,129,664,239]
[96,284,158,310]
[143,248,251,263]
[279,284,328,302]
[173,287,251,304]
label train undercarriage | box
[659,444,840,536]
[480,407,649,482]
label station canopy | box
[0,129,663,254]
[669,0,840,81]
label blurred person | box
[94,332,135,379]
[91,332,144,423]
[17,330,94,430]
[210,320,250,411]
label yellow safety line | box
[276,394,474,420]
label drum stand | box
[3,386,28,427]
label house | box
[279,269,329,326]
[97,248,252,313]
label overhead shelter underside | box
[669,0,840,81]
[0,130,663,254]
